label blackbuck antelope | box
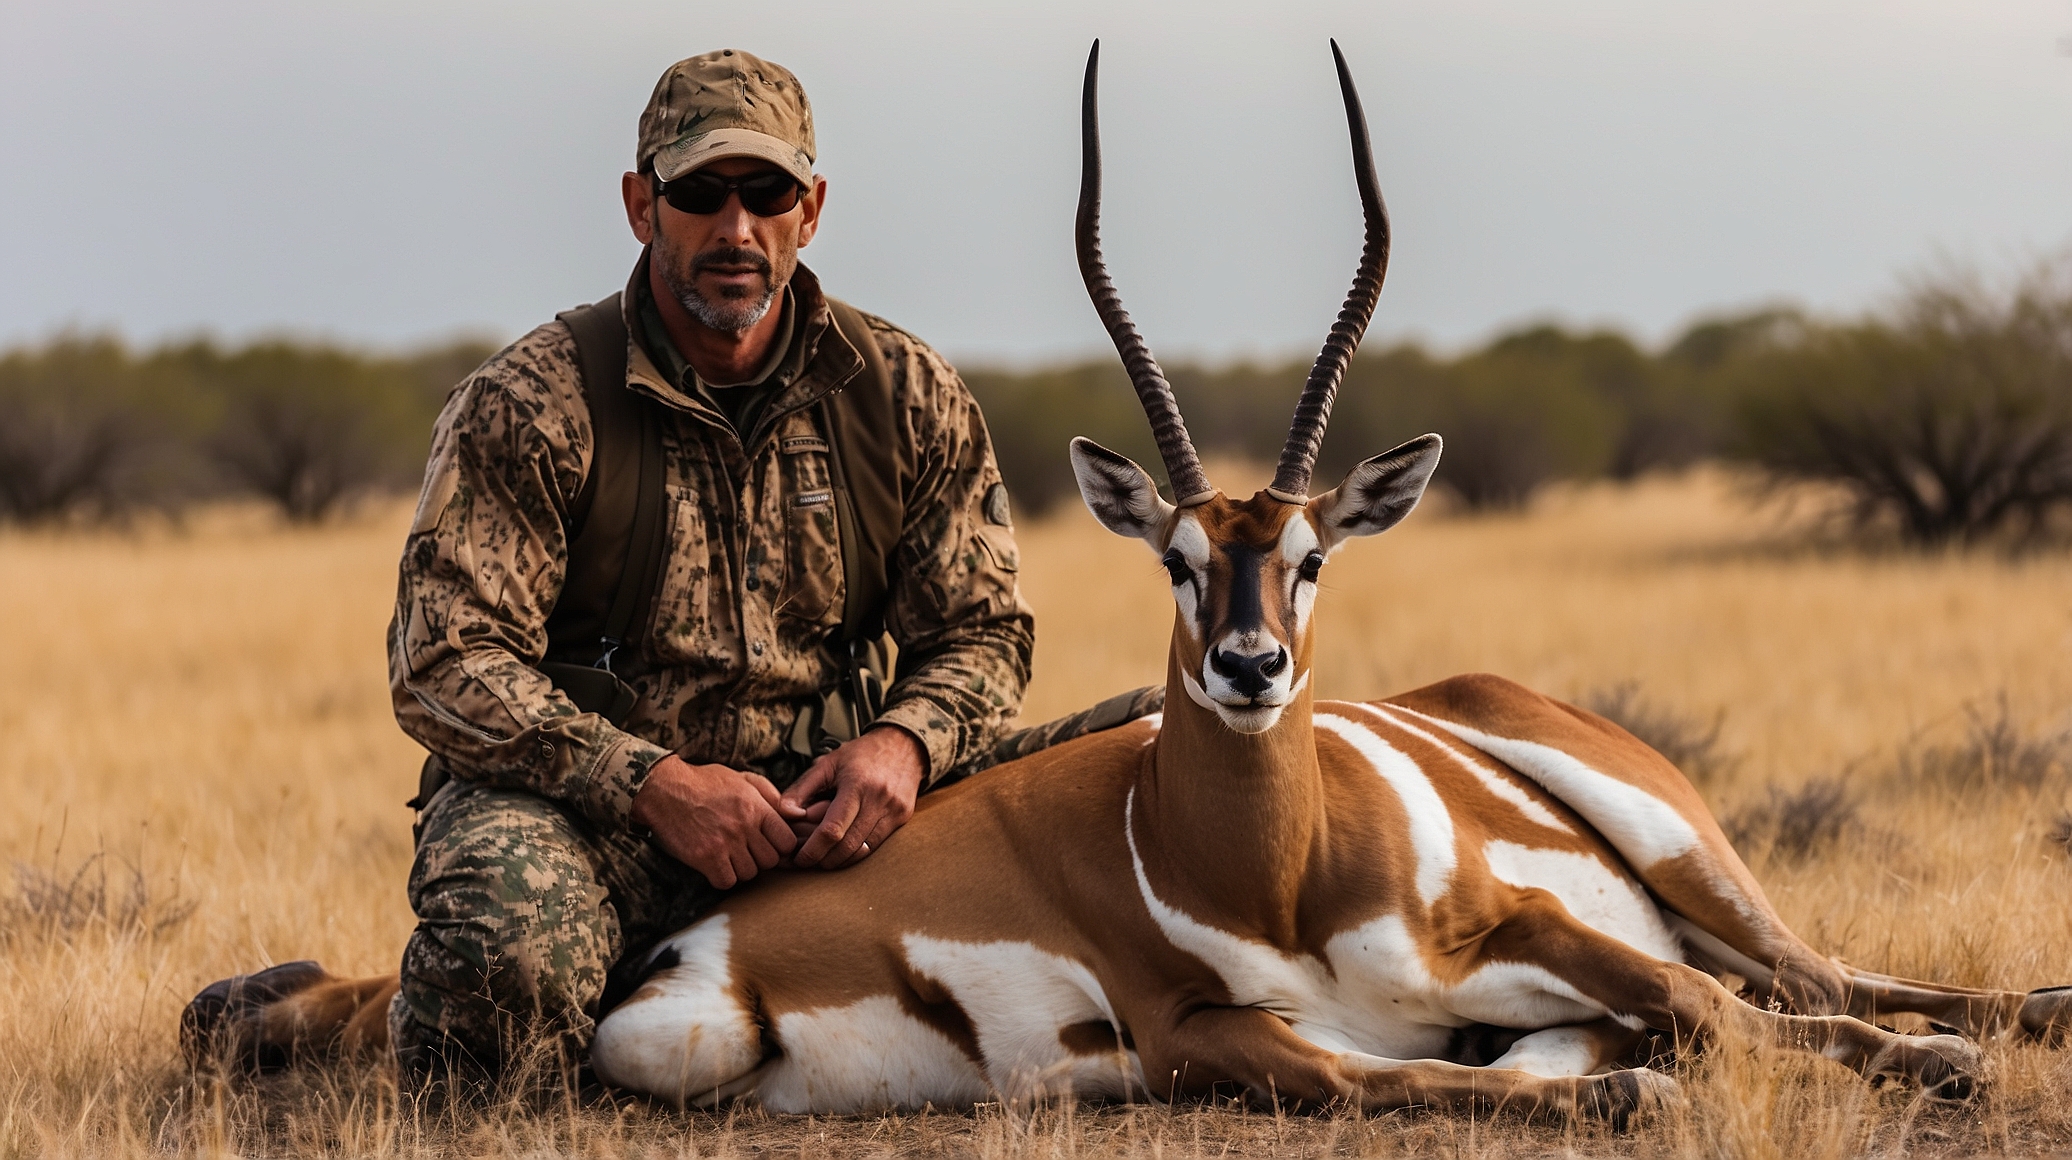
[191,43,2072,1121]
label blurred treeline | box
[967,321,1726,516]
[969,256,2072,546]
[4,257,2068,545]
[0,335,496,523]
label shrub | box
[0,854,194,946]
[1733,258,2072,546]
[0,336,150,523]
[0,334,492,525]
[964,362,1171,516]
[196,342,406,523]
[1887,695,2070,794]
[1578,682,1733,785]
[1724,778,1860,861]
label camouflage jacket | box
[389,260,1034,834]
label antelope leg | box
[1485,899,1984,1102]
[1139,1005,1671,1124]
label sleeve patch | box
[984,482,1013,527]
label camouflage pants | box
[386,685,1163,1086]
[386,778,717,1088]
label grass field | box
[3,466,2071,1157]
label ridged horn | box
[1268,39,1391,504]
[1076,40,1215,508]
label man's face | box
[623,158,827,333]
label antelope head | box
[1068,40,1442,736]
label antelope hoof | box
[2018,986,2072,1046]
[1879,1034,1984,1105]
[1579,1068,1684,1130]
[181,960,332,1073]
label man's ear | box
[1070,437,1175,547]
[622,171,656,245]
[796,175,828,248]
[1311,433,1442,551]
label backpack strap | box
[416,293,653,815]
[546,294,665,693]
[821,297,904,644]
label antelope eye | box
[1161,551,1193,586]
[1298,551,1324,582]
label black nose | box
[1209,646,1288,698]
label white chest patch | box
[900,935,1141,1101]
[1388,705,1700,868]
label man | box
[384,49,1036,1088]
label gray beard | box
[679,280,774,333]
[661,256,776,333]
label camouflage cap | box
[638,49,815,186]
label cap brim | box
[652,127,814,186]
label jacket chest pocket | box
[777,430,844,627]
[648,483,718,666]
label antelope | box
[191,42,2072,1121]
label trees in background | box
[0,337,144,523]
[968,324,1713,518]
[966,255,2072,549]
[1732,263,2072,545]
[3,256,2068,547]
[0,334,495,525]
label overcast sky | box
[3,1,2069,364]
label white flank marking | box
[758,995,990,1113]
[1488,1025,1616,1078]
[1367,704,1573,834]
[901,935,1141,1101]
[1315,713,1457,905]
[592,916,762,1104]
[1481,840,1682,963]
[1389,705,1700,868]
[1443,959,1623,1029]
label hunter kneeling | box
[182,47,1156,1098]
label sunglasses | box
[654,170,804,217]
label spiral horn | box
[1075,40,1215,507]
[1266,40,1391,504]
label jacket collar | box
[619,252,865,446]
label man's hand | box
[631,755,797,889]
[780,726,927,870]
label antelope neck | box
[1137,640,1324,947]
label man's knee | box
[397,783,620,1063]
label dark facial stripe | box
[1222,543,1263,635]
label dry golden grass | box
[4,468,2071,1157]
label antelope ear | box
[1070,437,1176,547]
[1311,434,1442,551]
